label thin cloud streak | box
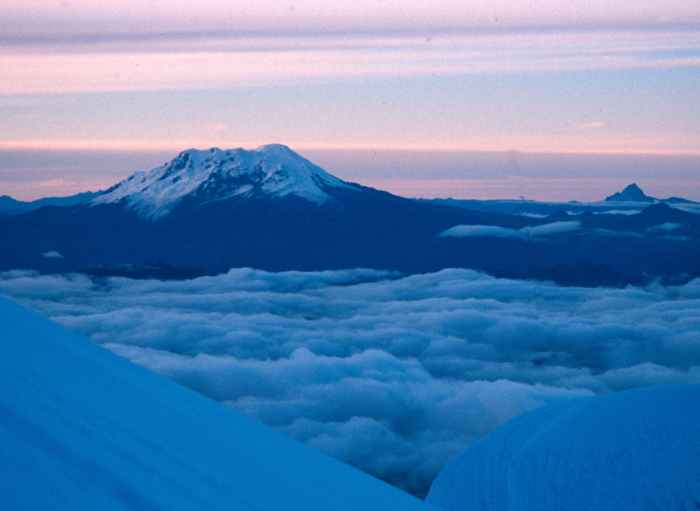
[2,30,699,95]
[580,121,606,129]
[2,136,700,155]
[439,221,581,240]
[3,0,700,41]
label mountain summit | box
[91,144,352,220]
[604,183,700,206]
[604,183,655,203]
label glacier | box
[426,383,700,511]
[0,294,435,511]
[90,144,352,220]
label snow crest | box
[0,294,435,511]
[426,384,700,511]
[90,144,350,220]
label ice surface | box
[0,294,435,511]
[90,144,351,219]
[426,384,700,511]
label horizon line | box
[2,140,700,157]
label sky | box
[1,1,699,200]
[2,268,700,497]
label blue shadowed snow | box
[426,383,700,511]
[0,295,435,511]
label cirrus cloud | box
[4,1,700,41]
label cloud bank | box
[439,221,581,240]
[2,268,700,497]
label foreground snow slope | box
[0,295,434,511]
[426,384,700,511]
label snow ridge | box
[426,384,700,511]
[91,144,350,220]
[0,294,435,511]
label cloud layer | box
[439,221,581,240]
[4,1,699,40]
[4,30,699,95]
[2,268,700,497]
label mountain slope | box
[91,144,351,220]
[0,191,101,215]
[426,384,700,511]
[0,145,519,275]
[604,182,655,202]
[0,294,435,511]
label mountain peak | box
[604,183,656,203]
[621,183,644,196]
[90,145,351,220]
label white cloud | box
[439,221,580,240]
[529,221,582,236]
[645,222,682,233]
[2,267,700,497]
[588,228,644,238]
[579,121,606,129]
[203,123,229,132]
[600,209,642,215]
[2,30,699,94]
[42,250,63,258]
[439,225,526,239]
[672,203,700,215]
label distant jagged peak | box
[90,144,352,220]
[604,183,656,203]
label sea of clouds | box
[2,268,700,498]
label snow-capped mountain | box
[91,144,353,220]
[0,145,504,277]
[426,383,700,511]
[0,294,435,511]
[1,146,699,286]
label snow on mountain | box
[0,294,435,511]
[426,384,700,511]
[90,144,352,220]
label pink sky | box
[1,1,699,200]
[6,1,700,35]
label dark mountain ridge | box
[1,146,698,287]
[604,183,652,202]
[419,183,700,217]
[0,191,102,216]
